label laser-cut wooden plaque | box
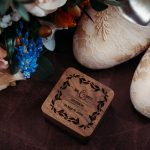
[42,68,114,139]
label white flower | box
[39,20,65,51]
[2,15,11,23]
[24,0,67,17]
[0,15,12,28]
[0,22,8,28]
[0,11,21,29]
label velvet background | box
[0,20,150,150]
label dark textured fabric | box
[0,29,150,150]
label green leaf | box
[5,37,15,61]
[68,0,78,6]
[4,25,19,74]
[0,0,12,15]
[10,56,20,74]
[4,27,16,62]
[32,56,54,80]
[90,0,108,11]
[15,2,29,21]
[16,0,34,3]
[104,0,122,6]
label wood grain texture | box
[42,67,114,139]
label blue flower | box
[15,21,43,79]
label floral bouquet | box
[0,0,120,90]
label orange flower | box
[68,5,81,17]
[52,0,90,28]
[80,0,90,8]
[53,9,75,28]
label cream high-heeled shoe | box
[130,47,150,118]
[73,6,150,69]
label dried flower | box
[53,6,81,28]
[0,47,8,71]
[15,22,43,79]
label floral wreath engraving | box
[50,74,109,129]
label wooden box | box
[42,68,114,139]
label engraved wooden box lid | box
[42,68,114,139]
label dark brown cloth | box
[0,29,150,150]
